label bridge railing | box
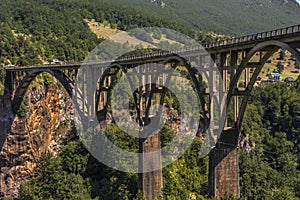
[125,24,300,57]
[205,25,300,49]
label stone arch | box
[228,40,300,130]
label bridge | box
[2,24,300,199]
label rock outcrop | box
[0,81,74,198]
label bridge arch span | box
[94,55,209,129]
[228,40,300,130]
[163,55,209,129]
[12,69,74,113]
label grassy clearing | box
[87,19,185,49]
[88,20,122,39]
[88,20,155,47]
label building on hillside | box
[268,72,281,82]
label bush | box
[17,101,27,118]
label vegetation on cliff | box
[239,81,300,199]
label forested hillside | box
[0,0,214,67]
[100,0,300,34]
[240,81,300,199]
[1,0,299,66]
[0,0,216,94]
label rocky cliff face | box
[0,81,75,198]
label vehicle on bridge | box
[43,59,62,65]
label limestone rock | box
[0,82,74,198]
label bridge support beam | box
[208,129,240,198]
[138,134,163,200]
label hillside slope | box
[0,0,225,66]
[1,0,299,66]
[101,0,300,35]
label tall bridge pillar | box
[137,93,163,199]
[139,135,163,200]
[208,129,240,198]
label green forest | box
[0,0,299,199]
